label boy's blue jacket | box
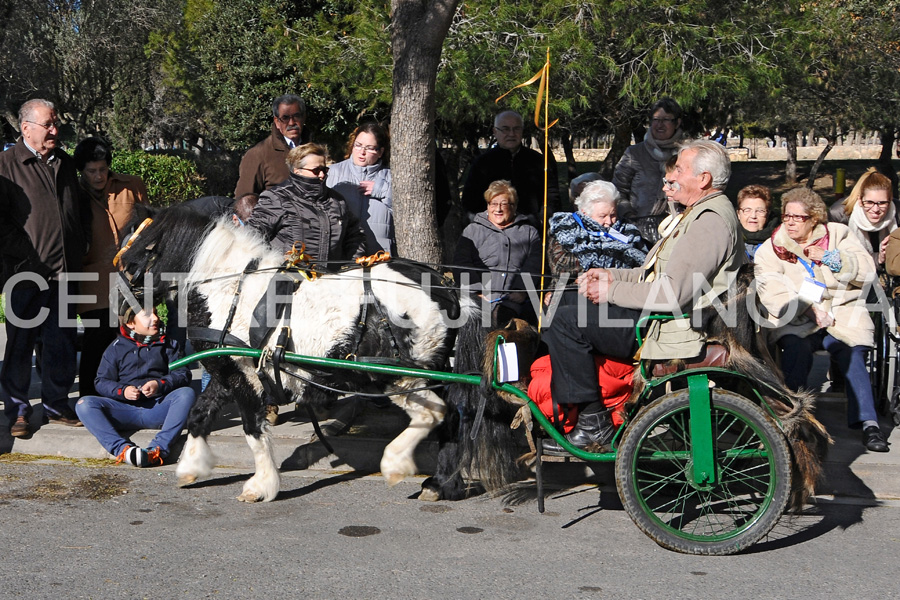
[94,327,191,401]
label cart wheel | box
[616,389,791,555]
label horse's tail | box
[445,299,523,493]
[724,342,831,511]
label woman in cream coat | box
[755,187,888,452]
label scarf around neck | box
[549,211,649,270]
[643,128,684,162]
[848,201,896,257]
[771,222,829,264]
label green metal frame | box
[171,326,788,470]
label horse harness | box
[187,253,406,451]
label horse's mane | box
[186,218,282,289]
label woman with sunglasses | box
[829,168,897,267]
[755,187,888,452]
[327,122,395,255]
[248,143,365,271]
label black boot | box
[542,407,616,455]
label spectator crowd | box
[1,93,895,465]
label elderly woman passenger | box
[248,143,366,270]
[755,187,888,452]
[453,180,541,327]
[545,180,648,306]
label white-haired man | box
[0,98,91,437]
[542,139,743,453]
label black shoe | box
[542,410,616,455]
[863,426,890,452]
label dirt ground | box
[725,159,900,209]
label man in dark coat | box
[461,110,562,227]
[234,94,309,198]
[0,98,91,437]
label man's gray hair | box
[575,180,619,214]
[680,139,730,190]
[19,99,55,128]
[272,94,306,119]
[494,110,523,127]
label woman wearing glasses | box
[453,180,541,327]
[755,187,888,452]
[612,97,686,244]
[829,168,897,267]
[248,143,365,271]
[736,184,778,261]
[327,122,395,255]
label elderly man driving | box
[542,139,743,454]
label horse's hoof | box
[384,472,405,487]
[237,491,263,503]
[418,487,440,502]
[177,474,197,487]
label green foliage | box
[111,151,205,206]
[0,294,5,324]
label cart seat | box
[650,343,729,377]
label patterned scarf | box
[549,212,649,270]
[771,223,829,264]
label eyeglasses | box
[277,113,304,124]
[861,200,890,209]
[650,118,676,125]
[494,126,523,135]
[489,201,512,209]
[301,166,329,176]
[25,120,60,130]
[739,208,767,216]
[781,214,811,223]
[353,142,380,153]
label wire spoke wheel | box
[616,389,791,555]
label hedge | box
[111,150,206,207]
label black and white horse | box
[117,206,521,502]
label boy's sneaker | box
[116,445,149,467]
[145,447,165,467]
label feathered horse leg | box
[382,381,447,487]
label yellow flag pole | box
[496,48,557,330]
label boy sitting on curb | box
[75,305,195,467]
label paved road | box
[1,459,899,600]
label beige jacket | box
[78,173,148,314]
[754,222,876,347]
[607,191,743,360]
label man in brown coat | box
[0,98,91,437]
[234,94,308,198]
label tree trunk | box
[782,125,798,184]
[559,127,578,181]
[599,120,634,180]
[806,138,834,189]
[390,0,460,264]
[878,126,899,197]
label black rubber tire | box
[616,389,792,555]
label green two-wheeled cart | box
[170,315,794,556]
